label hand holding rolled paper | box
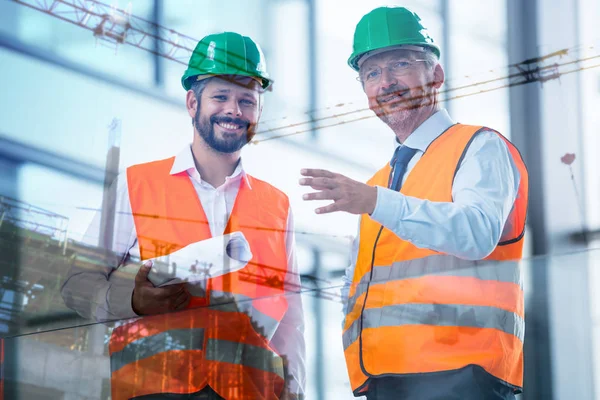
[147,231,253,287]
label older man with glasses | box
[300,6,529,400]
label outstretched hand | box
[299,168,377,215]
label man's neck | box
[393,106,439,144]
[191,136,241,188]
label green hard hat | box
[348,7,441,71]
[181,31,272,91]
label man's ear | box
[186,90,198,119]
[433,63,445,89]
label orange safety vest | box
[343,124,529,396]
[109,157,290,400]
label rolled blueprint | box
[147,231,253,287]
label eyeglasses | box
[357,59,428,84]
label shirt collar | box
[399,109,455,152]
[169,145,252,189]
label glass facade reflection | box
[1,0,600,398]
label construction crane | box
[13,0,275,90]
[13,0,196,65]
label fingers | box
[300,168,335,178]
[135,261,153,286]
[133,265,191,314]
[155,283,186,299]
[315,202,341,215]
[298,177,335,190]
[171,289,191,311]
[302,190,338,201]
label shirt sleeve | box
[268,206,306,396]
[369,130,521,260]
[60,172,139,321]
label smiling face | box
[188,76,262,154]
[359,48,444,139]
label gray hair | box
[359,46,440,73]
[400,47,439,70]
[190,77,213,102]
[420,48,440,69]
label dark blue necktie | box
[389,145,417,191]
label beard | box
[194,108,255,154]
[374,84,435,131]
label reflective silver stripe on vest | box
[346,255,522,316]
[110,328,205,372]
[205,338,285,379]
[210,291,281,341]
[343,303,524,350]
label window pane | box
[0,0,155,87]
[447,0,511,137]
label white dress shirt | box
[341,109,521,305]
[61,145,305,394]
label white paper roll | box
[147,231,253,287]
